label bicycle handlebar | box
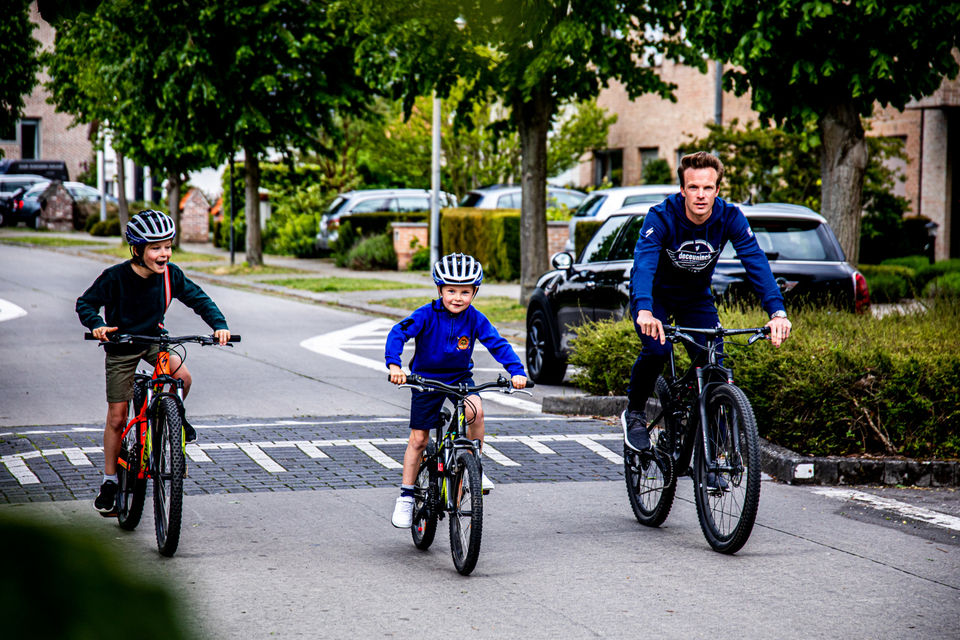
[393,373,534,395]
[663,324,770,348]
[84,333,241,345]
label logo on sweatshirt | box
[457,336,470,350]
[665,239,720,273]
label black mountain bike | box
[624,324,767,554]
[397,374,533,575]
[86,332,240,556]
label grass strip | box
[262,276,425,293]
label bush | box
[89,218,121,236]
[923,272,960,298]
[331,219,361,267]
[568,301,960,459]
[409,246,431,271]
[574,220,604,258]
[440,208,520,281]
[859,264,915,302]
[264,183,329,258]
[345,233,397,270]
[916,258,960,290]
[642,158,673,185]
[880,255,929,273]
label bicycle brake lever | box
[508,389,533,397]
[747,332,769,345]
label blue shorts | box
[409,376,477,431]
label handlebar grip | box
[84,333,97,340]
[228,335,241,342]
[525,381,535,389]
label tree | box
[685,1,960,264]
[0,1,41,148]
[349,0,695,302]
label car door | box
[553,216,628,351]
[591,215,645,323]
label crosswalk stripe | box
[238,443,287,473]
[567,435,623,465]
[62,447,93,466]
[186,444,213,462]
[481,443,519,467]
[3,456,39,484]
[353,442,402,469]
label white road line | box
[62,447,93,466]
[185,444,213,463]
[293,442,329,459]
[567,435,623,465]
[237,443,286,473]
[3,457,39,484]
[813,488,960,532]
[353,441,402,469]
[481,443,519,467]
[491,435,557,455]
[0,298,27,323]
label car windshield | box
[580,216,628,263]
[325,196,348,216]
[622,193,670,206]
[460,192,484,207]
[720,218,833,261]
[550,191,585,209]
[573,193,606,218]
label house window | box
[594,148,623,186]
[20,119,40,159]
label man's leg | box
[623,301,671,452]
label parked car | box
[459,185,587,210]
[526,203,870,384]
[0,174,49,227]
[10,181,118,228]
[315,188,457,250]
[0,159,69,181]
[564,184,679,251]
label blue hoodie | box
[385,299,525,383]
[630,193,785,315]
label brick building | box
[578,58,959,260]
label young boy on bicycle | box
[385,253,526,528]
[76,209,231,515]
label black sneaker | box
[95,480,119,515]
[621,409,652,453]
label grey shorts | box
[104,346,160,403]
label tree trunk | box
[820,102,867,264]
[245,149,263,266]
[115,150,129,230]
[166,172,181,250]
[517,90,553,306]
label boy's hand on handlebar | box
[214,329,231,346]
[765,317,792,347]
[388,364,407,385]
[92,326,117,342]
[511,375,527,389]
[636,309,665,345]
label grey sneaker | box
[621,409,652,453]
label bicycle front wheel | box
[412,442,439,550]
[448,451,483,575]
[693,383,761,554]
[625,376,676,527]
[117,421,146,531]
[153,397,185,557]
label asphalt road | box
[1,239,958,639]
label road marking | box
[813,488,960,532]
[0,433,624,485]
[0,298,27,323]
[300,319,541,413]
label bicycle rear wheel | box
[153,397,184,557]
[117,421,146,531]
[693,383,761,554]
[624,376,676,527]
[448,450,483,575]
[412,442,439,550]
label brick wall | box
[547,221,569,257]
[391,222,428,270]
[180,188,210,243]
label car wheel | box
[526,308,566,385]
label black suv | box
[525,203,869,384]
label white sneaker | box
[391,496,415,528]
[481,473,495,493]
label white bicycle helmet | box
[433,253,484,286]
[125,210,176,245]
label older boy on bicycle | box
[385,253,526,528]
[77,210,231,515]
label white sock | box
[103,473,118,484]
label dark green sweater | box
[77,261,228,354]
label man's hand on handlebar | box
[636,309,665,345]
[511,375,527,389]
[765,316,792,347]
[92,326,118,342]
[388,364,407,385]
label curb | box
[541,394,960,488]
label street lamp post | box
[429,92,441,266]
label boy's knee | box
[409,429,430,449]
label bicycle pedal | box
[98,509,119,518]
[482,488,490,496]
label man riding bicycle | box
[623,151,792,454]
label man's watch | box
[770,310,788,319]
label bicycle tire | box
[625,376,677,527]
[412,442,439,550]
[693,383,761,554]
[117,424,146,531]
[153,397,184,557]
[448,450,483,575]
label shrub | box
[264,183,329,258]
[89,218,121,236]
[642,158,673,185]
[881,255,929,273]
[568,301,960,459]
[331,219,361,267]
[916,258,960,290]
[859,264,915,302]
[923,272,960,298]
[440,208,520,281]
[346,233,397,270]
[409,246,431,271]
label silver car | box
[564,184,679,252]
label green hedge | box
[569,301,960,459]
[574,220,604,258]
[440,208,520,281]
[860,257,960,301]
